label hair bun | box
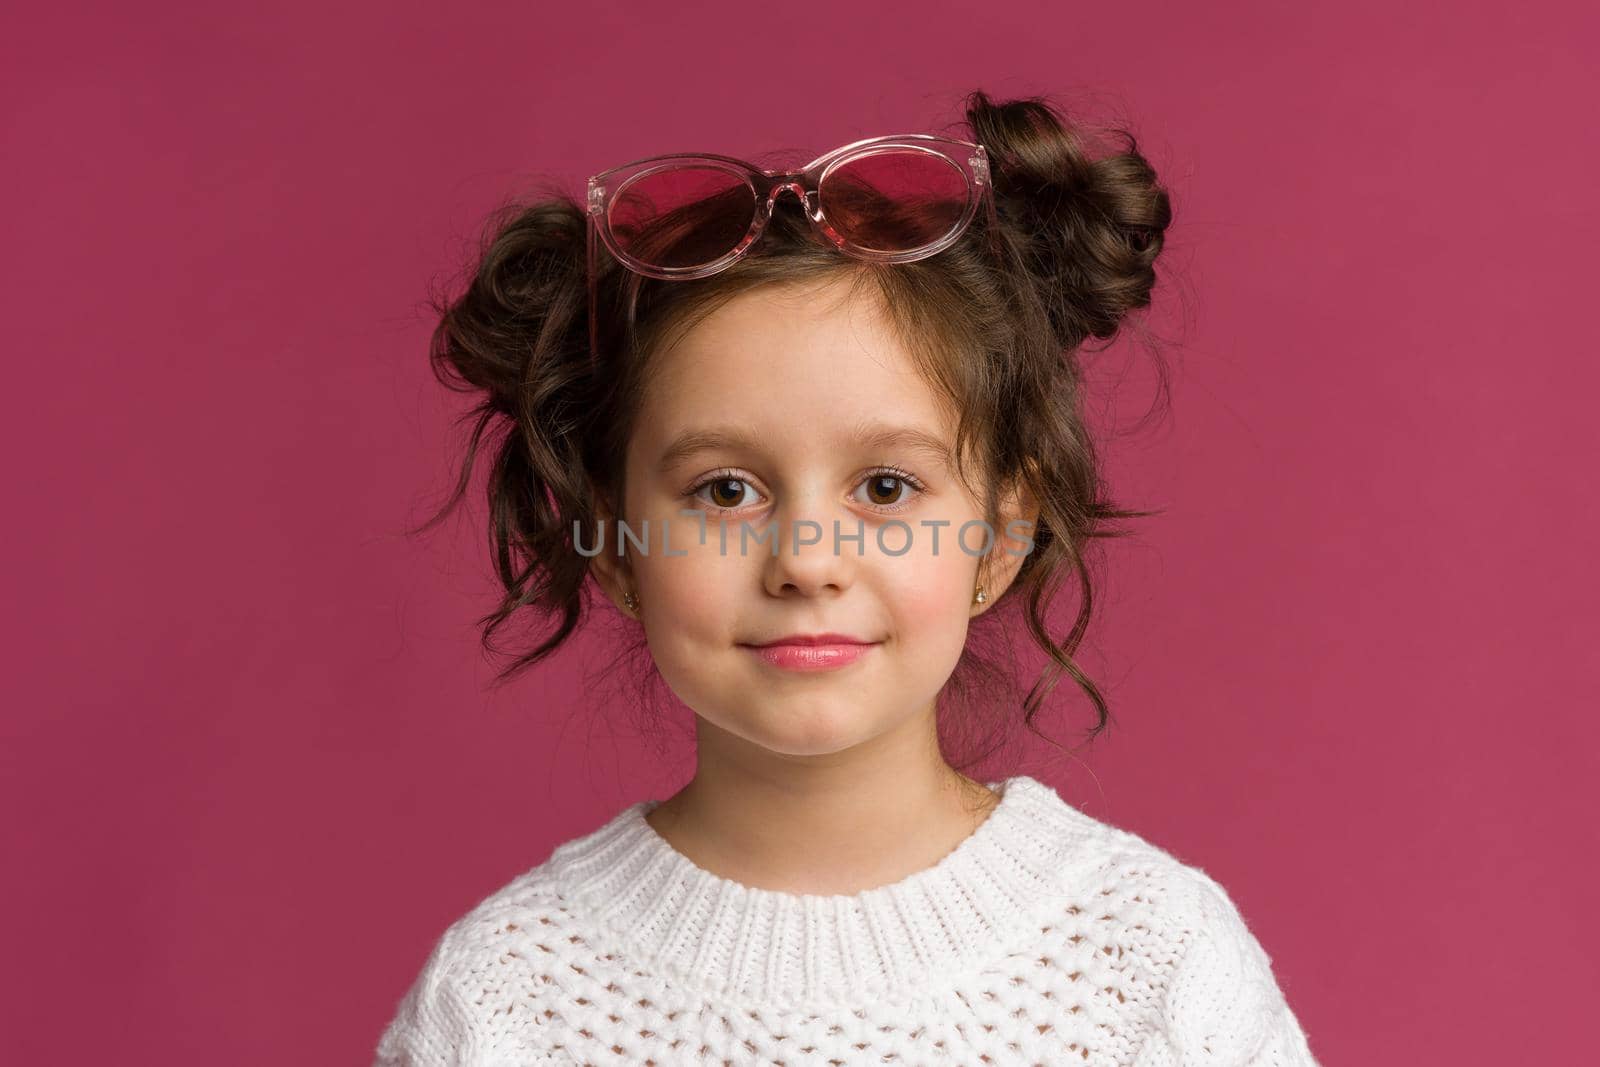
[966,91,1172,344]
[428,198,590,420]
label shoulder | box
[430,859,572,963]
[1149,861,1319,1064]
[1071,811,1273,963]
[1037,795,1267,932]
[373,862,572,1066]
[1039,803,1318,1064]
[1042,797,1254,933]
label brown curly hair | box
[410,89,1175,769]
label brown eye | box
[705,477,749,509]
[863,474,907,507]
[852,468,926,511]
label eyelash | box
[687,466,929,514]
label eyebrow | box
[656,419,955,474]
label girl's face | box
[597,274,1027,759]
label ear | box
[586,493,639,618]
[971,467,1040,618]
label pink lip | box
[740,633,880,673]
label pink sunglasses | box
[584,133,999,365]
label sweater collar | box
[547,775,1088,1010]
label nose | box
[760,499,856,599]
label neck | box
[645,712,999,896]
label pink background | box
[4,3,1595,1063]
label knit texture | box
[374,775,1318,1066]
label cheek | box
[891,567,963,621]
[631,546,734,717]
[637,543,732,641]
[624,490,734,629]
[880,543,976,647]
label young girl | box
[375,90,1319,1066]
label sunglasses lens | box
[608,165,756,270]
[820,149,970,254]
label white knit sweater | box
[374,775,1319,1066]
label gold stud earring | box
[973,586,987,605]
[623,591,639,612]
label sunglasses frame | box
[586,132,995,280]
[584,133,1001,367]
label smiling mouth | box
[737,640,880,672]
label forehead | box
[633,276,956,453]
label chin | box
[749,733,871,759]
[719,697,883,757]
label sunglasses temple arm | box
[587,213,600,369]
[980,178,1004,265]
